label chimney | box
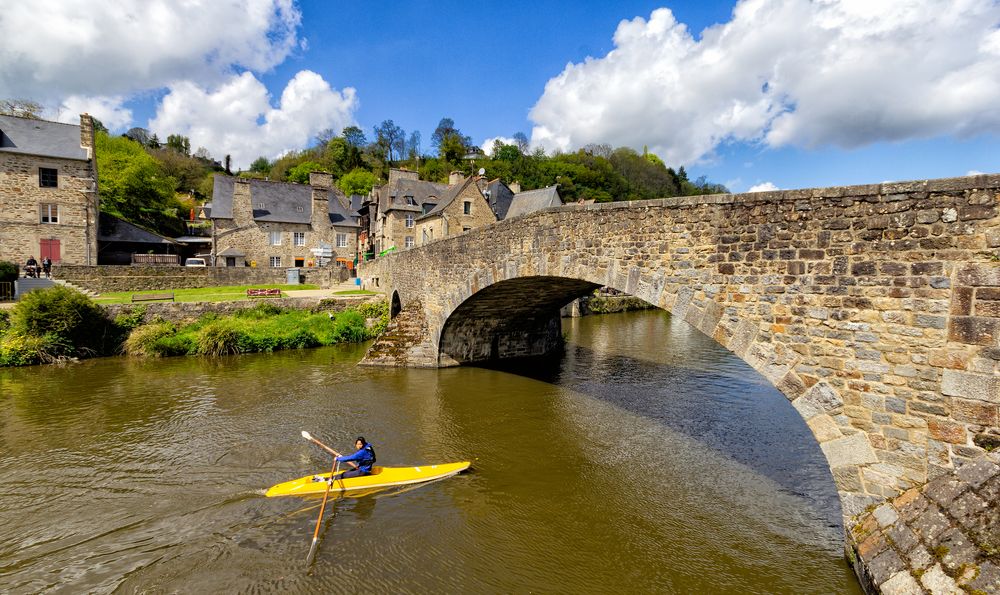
[449,171,464,186]
[79,113,95,159]
[509,180,521,193]
[388,167,419,187]
[309,171,333,188]
[233,178,253,223]
[311,184,330,230]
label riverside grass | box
[0,287,388,366]
[123,301,387,358]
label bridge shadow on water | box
[476,313,844,534]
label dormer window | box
[405,195,416,205]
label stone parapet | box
[51,265,348,293]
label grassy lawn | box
[94,284,321,304]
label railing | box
[0,281,13,302]
[131,254,180,265]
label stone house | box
[505,185,562,219]
[0,113,99,265]
[416,175,496,245]
[359,168,447,255]
[207,172,359,268]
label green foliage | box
[113,306,147,333]
[95,132,186,236]
[0,310,9,333]
[196,320,245,356]
[356,300,389,337]
[249,156,271,173]
[166,134,191,156]
[0,260,18,283]
[287,161,325,184]
[124,321,185,357]
[9,287,113,358]
[0,332,54,366]
[338,168,378,196]
[330,310,367,342]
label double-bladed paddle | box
[301,430,358,469]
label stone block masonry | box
[51,265,349,293]
[104,294,379,324]
[359,173,1000,533]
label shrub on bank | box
[0,261,17,283]
[8,286,115,358]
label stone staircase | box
[359,300,438,367]
[14,277,100,299]
[53,279,100,298]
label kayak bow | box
[265,462,471,498]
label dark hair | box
[356,436,366,445]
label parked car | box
[184,258,207,267]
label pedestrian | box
[41,256,52,279]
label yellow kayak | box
[265,462,471,498]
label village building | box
[206,172,359,268]
[0,113,99,265]
[415,175,496,245]
[359,168,447,256]
[505,185,562,219]
[98,211,180,265]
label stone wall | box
[561,294,657,317]
[359,174,1000,521]
[847,453,999,594]
[52,264,348,293]
[0,152,98,265]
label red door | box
[40,239,60,262]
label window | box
[405,236,414,248]
[40,204,59,224]
[405,213,414,228]
[463,201,471,215]
[270,256,281,267]
[269,231,282,246]
[293,232,305,246]
[462,226,471,233]
[404,195,416,205]
[422,203,435,215]
[39,168,57,188]
[336,233,348,248]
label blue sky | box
[2,0,998,192]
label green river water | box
[0,310,862,594]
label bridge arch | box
[360,174,1000,518]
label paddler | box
[330,436,376,481]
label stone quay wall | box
[104,294,380,324]
[52,264,348,293]
[359,174,1000,526]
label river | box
[0,310,861,594]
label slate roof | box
[210,175,359,227]
[98,212,177,244]
[484,179,515,220]
[505,185,562,219]
[0,114,88,161]
[378,178,447,213]
[418,176,481,220]
[217,246,246,256]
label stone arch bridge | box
[358,174,1000,518]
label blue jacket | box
[336,443,375,473]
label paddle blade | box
[301,430,313,441]
[306,536,319,565]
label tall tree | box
[406,130,422,161]
[512,132,530,154]
[166,134,191,156]
[249,156,271,174]
[314,128,337,147]
[123,127,152,146]
[374,119,405,163]
[342,125,367,148]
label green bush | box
[0,310,10,334]
[0,261,17,283]
[0,332,56,366]
[196,320,245,356]
[355,300,389,338]
[9,286,113,357]
[331,310,367,343]
[124,322,177,357]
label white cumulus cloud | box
[54,95,132,131]
[747,181,779,192]
[481,136,518,156]
[0,0,301,101]
[529,0,1000,165]
[149,71,358,170]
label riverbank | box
[0,286,387,366]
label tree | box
[287,161,324,184]
[342,125,367,148]
[0,99,43,119]
[91,118,109,135]
[166,134,191,156]
[431,118,456,151]
[374,119,405,163]
[338,168,377,196]
[148,134,161,149]
[513,132,530,154]
[314,128,337,147]
[95,132,185,236]
[492,141,522,162]
[249,156,271,174]
[124,127,152,146]
[406,130,421,161]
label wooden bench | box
[247,288,282,298]
[131,292,174,303]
